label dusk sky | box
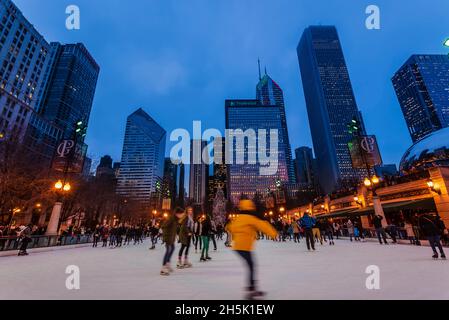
[15,0,449,168]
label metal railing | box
[0,234,94,252]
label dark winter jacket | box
[178,216,193,245]
[418,214,441,237]
[162,216,178,245]
[372,215,384,229]
[200,218,212,236]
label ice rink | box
[1,239,448,300]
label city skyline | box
[14,0,449,168]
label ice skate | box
[245,290,266,300]
[206,256,212,260]
[183,260,193,268]
[165,264,174,272]
[176,261,184,269]
[440,254,446,260]
[432,253,439,259]
[200,256,206,262]
[160,266,170,276]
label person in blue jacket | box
[298,212,316,251]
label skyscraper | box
[392,54,449,142]
[256,70,295,183]
[96,155,115,179]
[116,108,166,204]
[162,157,178,209]
[177,162,185,207]
[0,0,100,167]
[0,0,60,138]
[297,26,367,194]
[225,99,287,205]
[189,139,208,207]
[294,147,316,185]
[38,42,100,140]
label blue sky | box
[15,0,449,168]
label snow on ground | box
[1,239,448,300]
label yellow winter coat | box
[227,214,278,251]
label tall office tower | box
[177,162,185,207]
[38,42,100,140]
[162,157,178,208]
[96,155,115,179]
[225,99,287,205]
[116,108,166,204]
[392,54,449,143]
[189,139,208,207]
[297,26,367,194]
[0,0,62,146]
[256,70,296,183]
[294,147,316,185]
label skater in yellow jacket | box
[227,199,277,299]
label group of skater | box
[91,224,146,248]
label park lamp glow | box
[63,183,71,192]
[54,180,63,190]
[364,178,372,187]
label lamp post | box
[45,179,71,236]
[363,175,387,227]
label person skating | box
[200,215,212,262]
[160,209,182,276]
[299,212,316,251]
[346,219,354,242]
[177,207,194,268]
[324,219,335,245]
[372,214,388,244]
[418,213,446,260]
[17,224,32,256]
[227,200,277,300]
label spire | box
[258,58,261,81]
[265,66,267,75]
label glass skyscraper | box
[297,25,367,194]
[0,0,56,139]
[38,42,100,140]
[294,146,315,185]
[0,0,99,167]
[116,108,166,204]
[392,54,449,143]
[256,71,296,183]
[225,99,287,205]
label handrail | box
[0,234,94,252]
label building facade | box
[225,99,287,205]
[294,146,316,186]
[256,72,296,183]
[189,139,208,207]
[392,54,449,143]
[297,25,368,194]
[38,42,100,141]
[116,108,166,204]
[0,0,55,139]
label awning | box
[316,208,358,219]
[348,198,435,217]
[381,198,435,212]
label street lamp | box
[427,179,442,195]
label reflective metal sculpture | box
[400,127,449,174]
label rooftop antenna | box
[258,58,261,81]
